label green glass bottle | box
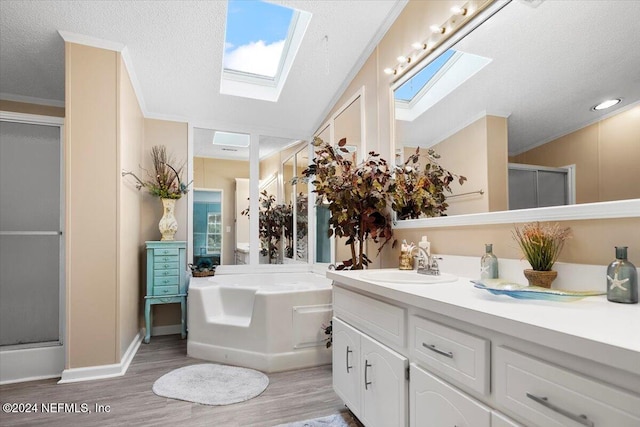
[606,246,638,304]
[480,244,499,280]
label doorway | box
[0,112,65,383]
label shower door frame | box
[0,110,65,383]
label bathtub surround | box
[188,272,333,372]
[152,363,269,406]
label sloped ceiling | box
[0,0,405,139]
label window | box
[207,212,222,254]
[221,0,312,102]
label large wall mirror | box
[392,0,640,227]
[313,88,365,263]
[193,129,309,266]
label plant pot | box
[159,198,178,241]
[523,269,557,289]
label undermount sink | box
[360,270,458,284]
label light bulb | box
[451,6,467,16]
[412,42,425,50]
[397,55,407,62]
[383,68,395,75]
[430,25,445,34]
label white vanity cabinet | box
[329,271,640,427]
[333,317,408,427]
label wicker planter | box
[523,269,558,289]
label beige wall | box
[65,43,118,368]
[141,119,188,327]
[321,0,639,269]
[117,55,144,359]
[194,157,250,265]
[65,43,145,368]
[511,105,640,204]
[0,99,65,117]
[404,115,508,216]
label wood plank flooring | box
[0,335,353,427]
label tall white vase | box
[159,198,178,241]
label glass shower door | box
[0,120,62,347]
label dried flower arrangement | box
[391,147,467,220]
[122,145,190,199]
[513,222,572,271]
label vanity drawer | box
[154,260,179,269]
[495,346,640,427]
[410,315,489,395]
[154,254,178,264]
[154,275,179,287]
[333,286,406,347]
[155,248,179,257]
[153,285,179,296]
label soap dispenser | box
[606,246,638,304]
[419,236,430,257]
[480,243,499,280]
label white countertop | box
[327,268,640,374]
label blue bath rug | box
[274,412,362,427]
[152,363,269,405]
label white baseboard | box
[58,329,143,384]
[0,344,65,385]
[151,324,182,336]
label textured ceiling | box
[396,0,640,155]
[0,0,404,140]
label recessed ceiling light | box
[592,99,621,111]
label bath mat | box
[274,412,362,427]
[152,363,269,405]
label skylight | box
[395,50,456,102]
[220,0,312,102]
[395,49,492,122]
[212,131,250,148]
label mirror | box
[393,1,640,222]
[194,130,309,265]
[313,89,365,263]
[193,128,250,265]
[258,136,308,264]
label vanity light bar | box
[383,0,479,78]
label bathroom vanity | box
[327,269,640,427]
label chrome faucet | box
[415,248,442,276]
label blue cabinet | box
[144,241,187,343]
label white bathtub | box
[187,272,333,372]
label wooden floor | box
[0,335,351,427]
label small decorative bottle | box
[480,244,499,280]
[606,246,638,304]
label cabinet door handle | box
[346,346,353,373]
[364,360,372,390]
[526,393,594,427]
[423,343,454,359]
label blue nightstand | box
[144,241,187,343]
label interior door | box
[361,333,408,427]
[0,120,62,347]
